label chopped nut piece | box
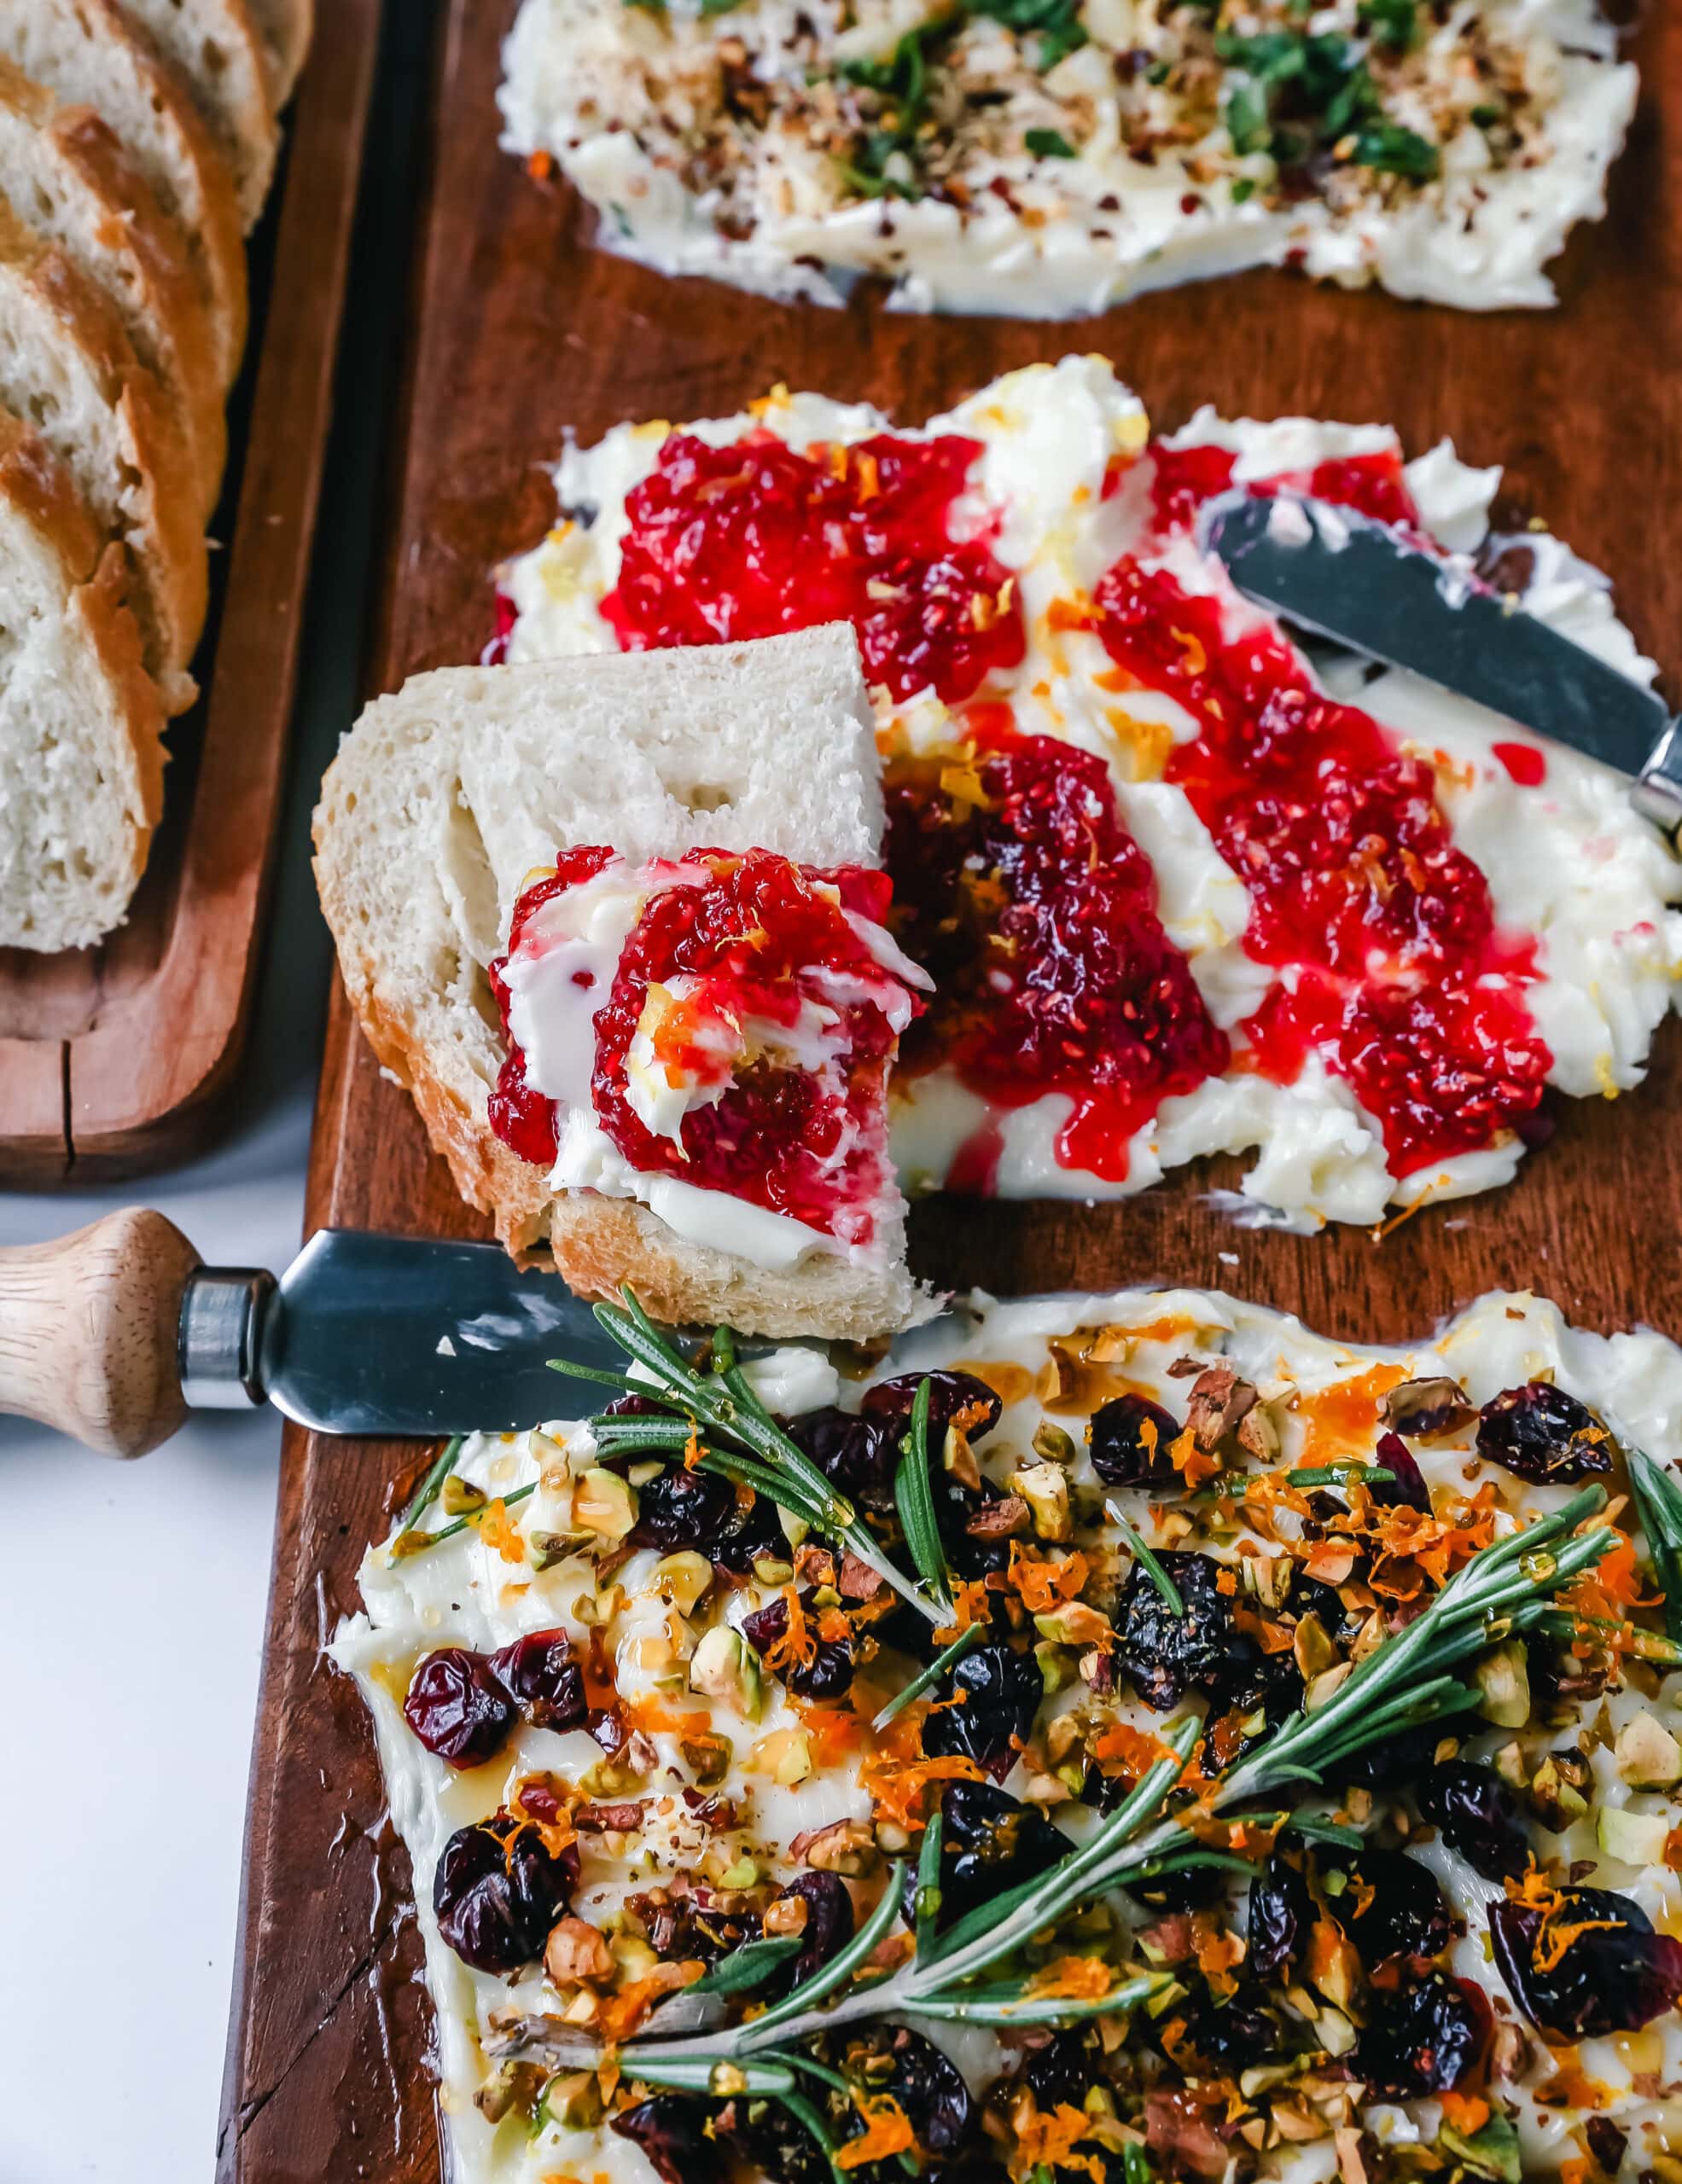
[474,2059,544,2123]
[837,1553,886,1600]
[652,1551,714,1614]
[966,1493,1031,1540]
[1009,1461,1073,1541]
[762,1893,811,1937]
[441,1475,487,1516]
[1475,1639,1531,1728]
[1033,1420,1079,1467]
[679,1731,735,1786]
[1615,1710,1682,1787]
[1379,1376,1476,1440]
[574,1800,647,1833]
[688,1626,764,1718]
[1237,1405,1279,1460]
[943,1424,983,1491]
[791,1817,880,1873]
[544,1916,615,1986]
[1184,1364,1258,1449]
[573,1467,637,1540]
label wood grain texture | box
[222,0,1680,2175]
[0,0,380,1183]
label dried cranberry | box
[403,1647,516,1768]
[1122,1859,1232,1914]
[789,1406,903,1513]
[1114,1551,1259,1712]
[1330,1850,1452,1966]
[711,1488,790,1574]
[839,2027,974,2177]
[1416,1760,1529,1881]
[1336,1708,1473,1791]
[937,1477,1019,1583]
[1016,2028,1090,2111]
[432,1815,578,1972]
[860,1370,1003,1444]
[718,2094,828,2184]
[486,1629,586,1732]
[1088,1392,1182,1488]
[612,2094,721,2184]
[1247,1852,1313,1981]
[921,1642,1042,1779]
[1354,1972,1485,2096]
[603,1391,667,1418]
[1476,1382,1614,1484]
[1165,1988,1285,2072]
[740,1589,855,1700]
[626,1462,740,1554]
[1585,2118,1630,2178]
[1490,1886,1682,2041]
[772,1870,856,1990]
[902,1780,1070,1930]
[1371,1431,1432,1513]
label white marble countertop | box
[0,19,431,2171]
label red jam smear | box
[885,730,1230,1182]
[487,848,917,1246]
[1493,741,1547,789]
[600,431,1027,704]
[1092,444,1551,1177]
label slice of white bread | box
[0,192,207,708]
[114,0,277,230]
[0,404,165,950]
[245,0,310,110]
[0,57,223,517]
[314,629,940,1340]
[0,0,247,386]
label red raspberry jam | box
[1146,443,1422,535]
[599,431,1026,704]
[885,730,1230,1182]
[1092,444,1550,1177]
[487,848,921,1247]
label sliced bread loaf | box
[314,630,938,1340]
[114,0,277,230]
[0,404,165,950]
[0,192,206,707]
[0,0,246,386]
[245,0,310,110]
[0,57,223,517]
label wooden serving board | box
[0,0,381,1183]
[220,1,1681,2175]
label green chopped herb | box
[1357,0,1418,49]
[1025,126,1077,158]
[1230,176,1256,202]
[1351,119,1440,177]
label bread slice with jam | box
[314,627,940,1341]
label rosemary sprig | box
[893,1379,955,1617]
[1536,1608,1682,1667]
[387,1435,463,1560]
[1627,1445,1682,1645]
[690,1934,803,1996]
[614,2053,848,2183]
[1106,1500,1184,1615]
[872,1624,985,1732]
[1287,1461,1396,1488]
[579,1293,944,1626]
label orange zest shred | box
[682,1417,704,1472]
[1004,1541,1091,1614]
[835,2094,917,2171]
[934,1577,993,1642]
[1438,2092,1490,2134]
[1169,1426,1220,1493]
[1091,1719,1173,1782]
[1015,2105,1105,2184]
[477,1498,527,1565]
[760,1585,819,1676]
[1027,1955,1115,2001]
[859,1752,987,1829]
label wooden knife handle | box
[0,1209,201,1457]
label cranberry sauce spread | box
[885,727,1229,1185]
[487,847,925,1249]
[1093,440,1551,1177]
[599,432,1026,705]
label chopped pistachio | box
[574,1467,638,1540]
[1034,1639,1079,1695]
[1032,1419,1078,1467]
[1033,1601,1112,1647]
[1475,1639,1530,1728]
[1615,1710,1682,1788]
[440,1475,486,1516]
[1010,1461,1074,1541]
[1598,1803,1670,1867]
[652,1550,715,1615]
[688,1626,764,1719]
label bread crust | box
[0,0,248,384]
[0,205,207,704]
[0,398,99,572]
[118,0,278,229]
[246,0,311,109]
[0,59,226,514]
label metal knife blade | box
[1199,491,1682,845]
[245,1231,626,1436]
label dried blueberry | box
[1490,1886,1682,2041]
[902,1780,1071,1931]
[1247,1851,1313,1981]
[486,1629,586,1732]
[740,1589,854,1700]
[612,2094,723,2184]
[939,1476,1019,1582]
[1353,1972,1485,2096]
[1113,1551,1258,1712]
[1330,1850,1452,1966]
[921,1642,1042,1779]
[1477,1382,1615,1484]
[838,2027,974,2176]
[1088,1392,1183,1489]
[861,1370,1003,1444]
[1122,1859,1233,1914]
[626,1462,740,1554]
[789,1406,902,1513]
[1165,1988,1286,2072]
[432,1815,578,1972]
[1415,1760,1529,1881]
[404,1647,516,1768]
[1336,1707,1473,1792]
[717,2094,829,2184]
[1016,2028,1090,2111]
[1371,1431,1432,1513]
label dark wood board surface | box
[220,0,1680,2174]
[0,0,380,1183]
